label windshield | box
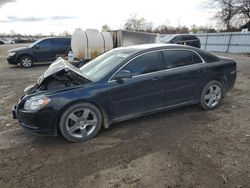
[80,49,132,82]
[28,38,42,47]
[160,35,174,43]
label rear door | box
[51,38,71,58]
[108,51,165,119]
[162,49,206,106]
[190,36,201,48]
[182,35,190,46]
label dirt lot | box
[0,44,249,188]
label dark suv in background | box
[160,34,201,48]
[7,37,71,68]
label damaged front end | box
[25,57,90,94]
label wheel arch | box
[54,99,110,136]
[211,77,227,97]
[17,53,35,64]
[202,70,227,97]
[199,79,225,110]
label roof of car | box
[40,37,71,40]
[160,34,197,40]
[172,34,196,36]
[117,43,196,53]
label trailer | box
[71,29,159,61]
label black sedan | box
[12,44,237,142]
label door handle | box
[152,77,161,81]
[197,68,207,73]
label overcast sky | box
[0,0,216,35]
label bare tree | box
[236,0,250,25]
[142,22,154,33]
[214,0,238,30]
[50,32,55,37]
[190,24,217,33]
[153,25,189,34]
[60,31,71,37]
[206,0,250,30]
[10,29,15,36]
[123,14,151,32]
[101,24,111,32]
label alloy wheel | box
[65,108,98,139]
[204,84,222,108]
[21,57,32,67]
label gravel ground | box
[0,44,249,188]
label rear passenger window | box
[51,39,70,47]
[163,50,202,69]
[182,36,190,41]
[122,52,160,76]
[192,52,203,63]
[192,36,198,40]
[198,51,220,63]
[58,39,70,46]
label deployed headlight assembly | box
[8,52,16,57]
[24,97,51,111]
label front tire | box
[200,81,224,110]
[59,102,102,142]
[19,55,33,68]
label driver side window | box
[121,52,161,76]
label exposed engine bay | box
[25,57,90,94]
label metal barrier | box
[195,32,250,53]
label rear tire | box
[19,55,33,68]
[59,102,102,142]
[200,81,224,110]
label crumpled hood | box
[38,57,85,85]
[24,57,89,95]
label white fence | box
[195,32,250,53]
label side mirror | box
[35,44,40,49]
[113,70,132,81]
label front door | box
[33,39,54,61]
[108,51,165,120]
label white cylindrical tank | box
[71,28,113,60]
[71,29,88,60]
[101,32,113,52]
[86,29,104,59]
